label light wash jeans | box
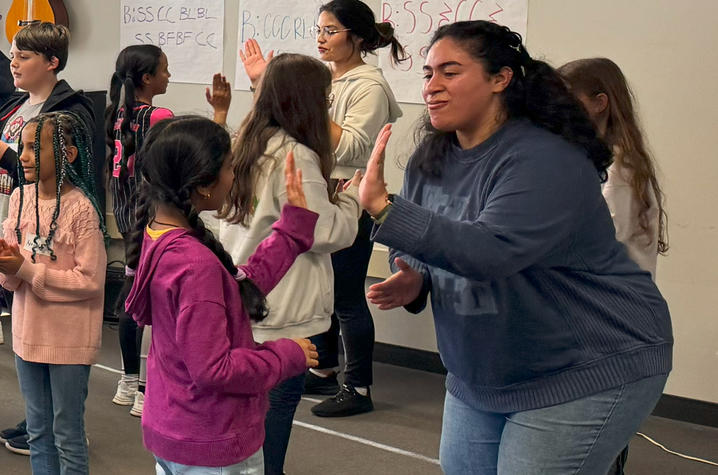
[15,355,91,475]
[155,449,263,475]
[440,373,668,475]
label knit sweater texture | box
[375,119,672,412]
[0,185,106,364]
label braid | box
[184,209,270,322]
[30,116,45,263]
[66,115,108,244]
[14,171,25,249]
[138,115,269,321]
[43,118,66,261]
[174,185,268,322]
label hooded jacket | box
[125,205,317,467]
[0,80,95,183]
[330,64,402,179]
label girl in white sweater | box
[559,57,668,280]
[240,0,405,418]
[220,53,360,475]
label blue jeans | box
[311,211,375,387]
[155,449,263,474]
[15,355,91,475]
[263,372,305,475]
[439,374,667,475]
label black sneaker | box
[0,420,26,443]
[311,384,373,417]
[303,371,340,396]
[5,433,30,456]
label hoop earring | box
[204,193,211,200]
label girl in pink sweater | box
[0,111,107,474]
[123,116,319,474]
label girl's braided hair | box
[16,111,107,262]
[125,115,268,321]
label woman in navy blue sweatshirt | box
[359,21,672,475]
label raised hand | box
[239,39,273,87]
[292,338,319,367]
[359,124,392,216]
[284,151,307,209]
[206,73,231,125]
[366,257,423,310]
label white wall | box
[1,0,715,404]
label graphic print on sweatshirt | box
[421,184,498,316]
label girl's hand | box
[0,240,24,275]
[359,124,392,216]
[366,257,423,310]
[284,151,307,209]
[345,169,363,190]
[292,338,319,367]
[206,73,231,125]
[239,39,273,87]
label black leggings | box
[117,233,143,375]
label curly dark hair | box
[413,21,612,180]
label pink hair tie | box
[235,268,247,281]
[125,266,136,277]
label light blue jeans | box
[440,374,668,475]
[155,449,263,475]
[15,355,91,475]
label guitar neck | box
[19,0,39,26]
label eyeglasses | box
[310,26,351,39]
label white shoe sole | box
[112,395,135,406]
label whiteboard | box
[378,0,528,103]
[119,0,224,85]
[234,0,324,90]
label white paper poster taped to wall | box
[234,0,324,90]
[378,0,528,103]
[120,0,224,85]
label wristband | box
[371,194,394,224]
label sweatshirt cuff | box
[371,195,431,254]
[340,185,362,219]
[272,338,308,381]
[16,258,38,282]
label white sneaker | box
[130,391,144,417]
[112,375,138,406]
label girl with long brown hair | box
[219,53,361,475]
[559,57,668,278]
